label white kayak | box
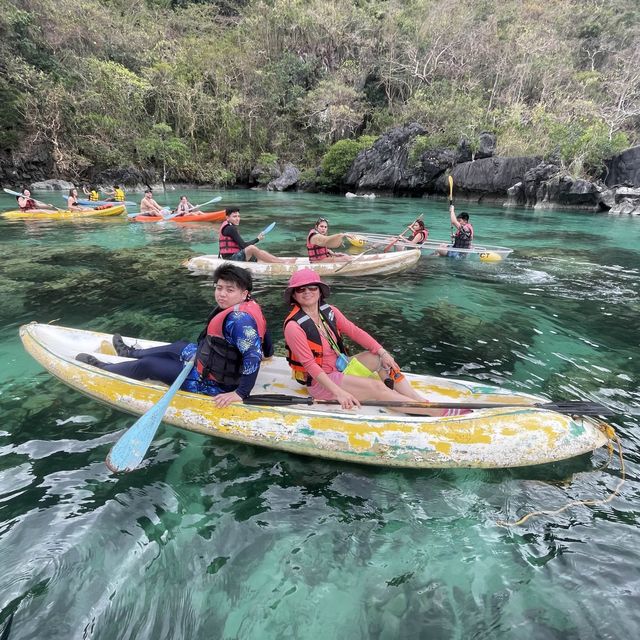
[347,233,513,262]
[184,250,422,277]
[20,323,610,469]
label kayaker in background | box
[174,195,196,216]
[306,217,352,263]
[139,189,167,216]
[16,189,54,211]
[449,205,473,249]
[438,204,474,257]
[218,207,295,263]
[282,269,469,416]
[408,219,428,244]
[67,188,91,211]
[75,264,273,408]
[103,185,126,202]
[83,185,100,202]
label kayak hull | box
[184,250,422,277]
[20,323,610,469]
[131,209,226,223]
[2,205,126,220]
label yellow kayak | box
[20,323,610,469]
[1,204,126,220]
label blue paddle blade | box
[106,359,195,472]
[260,222,276,235]
[3,188,22,197]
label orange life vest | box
[284,303,347,385]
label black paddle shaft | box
[243,394,613,416]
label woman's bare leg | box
[352,352,453,415]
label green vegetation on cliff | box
[1,0,638,183]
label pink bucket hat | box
[283,268,331,305]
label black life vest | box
[195,300,267,385]
[453,223,473,249]
[283,303,347,385]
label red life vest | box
[195,300,267,385]
[411,229,428,244]
[453,223,473,249]
[284,303,347,385]
[18,197,37,211]
[306,229,330,262]
[218,220,242,257]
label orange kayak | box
[131,209,226,223]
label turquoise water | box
[1,189,639,639]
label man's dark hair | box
[457,212,470,222]
[213,263,253,292]
[225,206,240,215]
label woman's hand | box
[335,388,361,410]
[257,233,265,241]
[379,349,399,371]
[213,391,243,408]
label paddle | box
[105,359,195,472]
[186,196,222,213]
[448,174,456,242]
[243,394,614,416]
[383,214,423,253]
[259,221,276,236]
[3,188,63,211]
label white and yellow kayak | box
[1,204,126,220]
[20,323,610,469]
[347,233,513,262]
[184,250,421,277]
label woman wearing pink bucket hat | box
[282,269,465,415]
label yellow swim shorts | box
[342,357,377,378]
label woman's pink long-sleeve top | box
[284,305,382,380]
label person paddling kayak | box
[306,217,352,263]
[438,204,474,257]
[16,189,55,212]
[218,207,294,263]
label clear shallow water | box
[1,189,639,639]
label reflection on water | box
[0,191,639,638]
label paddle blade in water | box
[106,359,194,472]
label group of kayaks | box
[1,203,226,222]
[8,190,614,472]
